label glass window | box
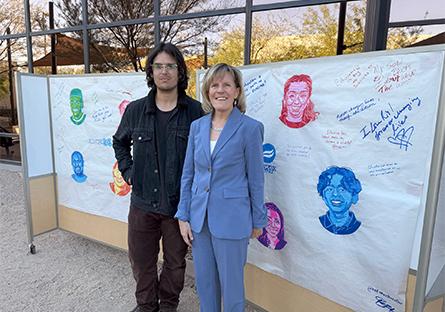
[37,0,83,30]
[253,0,292,5]
[89,26,151,73]
[0,0,25,35]
[0,38,26,163]
[390,0,445,22]
[386,26,444,50]
[161,0,244,16]
[88,0,154,24]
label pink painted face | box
[119,100,130,116]
[266,209,281,237]
[284,81,310,121]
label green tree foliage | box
[211,2,424,67]
[301,3,423,55]
[211,16,312,66]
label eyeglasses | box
[152,63,178,71]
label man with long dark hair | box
[113,42,203,312]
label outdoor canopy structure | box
[15,43,445,312]
[32,34,148,67]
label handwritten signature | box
[375,296,396,312]
[387,126,414,151]
[360,97,421,151]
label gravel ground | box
[0,167,262,312]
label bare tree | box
[55,0,231,72]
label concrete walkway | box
[0,167,261,312]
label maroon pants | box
[128,206,188,312]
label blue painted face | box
[72,153,84,176]
[322,174,358,214]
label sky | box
[252,0,445,34]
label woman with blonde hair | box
[175,63,266,312]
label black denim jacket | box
[112,89,203,216]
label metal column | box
[363,0,391,51]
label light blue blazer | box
[175,107,267,239]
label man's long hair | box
[145,42,188,93]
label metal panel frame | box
[412,49,445,312]
[15,72,35,252]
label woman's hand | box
[178,220,194,247]
[251,228,262,239]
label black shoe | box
[131,306,157,312]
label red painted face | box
[284,81,310,121]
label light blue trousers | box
[192,220,249,312]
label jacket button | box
[138,136,142,140]
[153,203,158,207]
[205,187,209,192]
[208,167,211,172]
[153,188,158,192]
[154,169,158,174]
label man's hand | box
[178,220,193,247]
[251,228,262,239]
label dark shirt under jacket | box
[155,106,176,214]
[113,88,203,217]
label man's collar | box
[144,88,187,114]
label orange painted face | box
[112,163,125,187]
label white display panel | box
[19,75,53,177]
[49,74,147,221]
[209,51,445,312]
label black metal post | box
[154,0,161,44]
[6,27,16,126]
[364,0,391,51]
[204,37,208,69]
[49,1,57,74]
[81,0,90,73]
[336,1,347,55]
[24,0,33,73]
[244,0,253,65]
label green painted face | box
[70,88,84,119]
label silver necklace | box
[211,126,223,132]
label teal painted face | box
[70,88,84,119]
[322,174,358,214]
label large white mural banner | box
[245,51,444,312]
[50,74,148,221]
[47,50,444,312]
